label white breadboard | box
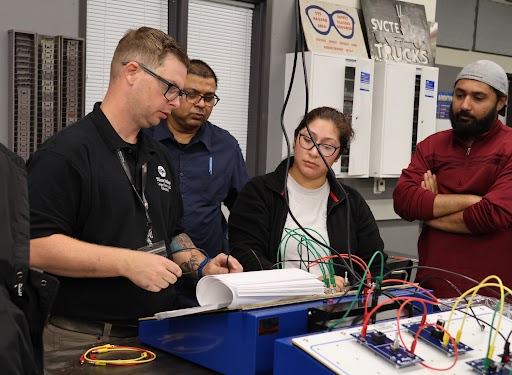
[292,305,512,374]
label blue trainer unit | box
[139,288,430,375]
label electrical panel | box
[283,52,374,178]
[369,60,438,178]
[36,33,59,148]
[8,30,85,160]
[8,31,36,161]
[59,36,85,128]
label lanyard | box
[116,149,153,244]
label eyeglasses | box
[298,134,340,157]
[305,5,355,39]
[122,61,184,101]
[183,92,220,107]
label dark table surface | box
[44,338,220,374]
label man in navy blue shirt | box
[147,60,249,257]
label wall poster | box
[300,0,368,58]
[361,0,434,66]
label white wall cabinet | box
[283,52,374,178]
[369,60,439,178]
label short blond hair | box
[110,26,189,81]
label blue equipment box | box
[139,288,430,375]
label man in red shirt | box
[394,60,510,297]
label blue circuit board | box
[402,322,473,356]
[466,358,510,374]
[350,330,423,369]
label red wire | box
[363,279,439,329]
[310,254,372,291]
[357,279,457,371]
[364,284,376,320]
[309,254,370,275]
[414,323,459,371]
[396,298,428,356]
[382,279,438,302]
[361,296,438,338]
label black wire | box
[270,254,512,341]
[229,242,264,272]
[270,257,512,338]
[277,0,360,289]
[324,286,510,343]
[271,259,363,273]
[321,285,356,330]
[321,285,430,332]
[506,327,512,343]
[383,265,512,304]
[320,264,512,333]
[433,300,508,343]
[296,0,354,276]
[385,264,512,341]
[418,275,488,332]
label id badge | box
[138,240,167,257]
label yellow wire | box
[82,344,156,366]
[443,277,508,358]
[443,280,505,350]
[458,277,504,337]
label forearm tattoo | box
[171,233,202,275]
[181,253,200,274]
[170,233,195,253]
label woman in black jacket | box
[228,107,386,291]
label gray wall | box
[265,0,296,173]
[0,0,80,147]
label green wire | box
[281,228,330,283]
[280,229,320,271]
[486,292,510,370]
[278,227,334,287]
[327,251,386,330]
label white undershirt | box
[281,174,330,277]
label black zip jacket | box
[0,143,58,374]
[228,158,387,280]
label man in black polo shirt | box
[27,27,242,351]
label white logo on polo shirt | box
[155,165,171,192]
[158,166,166,177]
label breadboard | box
[292,305,512,374]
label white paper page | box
[196,269,325,308]
[237,279,325,292]
[206,268,320,287]
[154,303,228,319]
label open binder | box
[154,268,325,319]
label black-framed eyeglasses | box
[298,133,340,157]
[121,61,184,101]
[183,91,220,107]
